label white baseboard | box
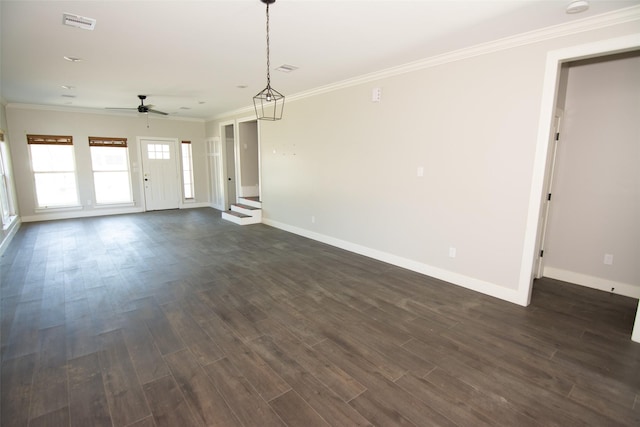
[543,266,640,299]
[21,202,216,222]
[263,218,527,306]
[22,206,145,222]
[632,302,640,343]
[180,202,211,209]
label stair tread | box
[223,210,251,218]
[233,204,260,210]
[241,196,261,202]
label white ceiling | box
[2,0,639,119]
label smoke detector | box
[566,1,589,14]
[62,13,96,30]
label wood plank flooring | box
[1,208,639,426]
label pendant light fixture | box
[253,0,285,121]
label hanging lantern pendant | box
[254,0,284,121]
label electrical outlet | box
[311,216,315,224]
[449,247,456,258]
[604,254,614,265]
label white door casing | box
[139,137,181,211]
[521,34,640,343]
[236,116,260,197]
[207,137,225,210]
[223,124,237,209]
[535,110,563,278]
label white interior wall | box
[208,20,640,306]
[5,106,207,221]
[543,52,640,298]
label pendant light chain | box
[253,0,284,120]
[265,2,271,87]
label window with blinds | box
[89,136,132,204]
[27,134,79,208]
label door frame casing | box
[207,136,225,211]
[218,120,236,210]
[236,115,261,199]
[137,136,181,211]
[534,109,563,279]
[519,33,640,343]
[521,34,640,307]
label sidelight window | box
[181,140,194,199]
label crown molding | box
[211,5,640,122]
[6,103,206,123]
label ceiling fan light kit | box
[135,95,168,115]
[253,0,285,121]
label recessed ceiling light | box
[198,101,206,104]
[61,85,75,90]
[236,85,248,89]
[275,64,298,73]
[61,94,76,98]
[179,107,191,110]
[63,56,83,62]
[566,0,589,14]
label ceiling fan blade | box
[105,96,167,115]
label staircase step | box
[234,203,260,211]
[222,210,261,225]
[238,197,262,209]
[224,210,250,218]
[231,204,262,220]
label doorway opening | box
[222,123,237,210]
[237,118,260,199]
[522,34,640,342]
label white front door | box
[140,138,180,211]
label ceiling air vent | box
[62,13,96,31]
[275,64,298,73]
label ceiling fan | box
[107,95,168,115]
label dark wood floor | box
[1,208,639,426]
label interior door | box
[140,138,180,211]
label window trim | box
[89,136,133,205]
[27,134,80,209]
[181,140,195,200]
